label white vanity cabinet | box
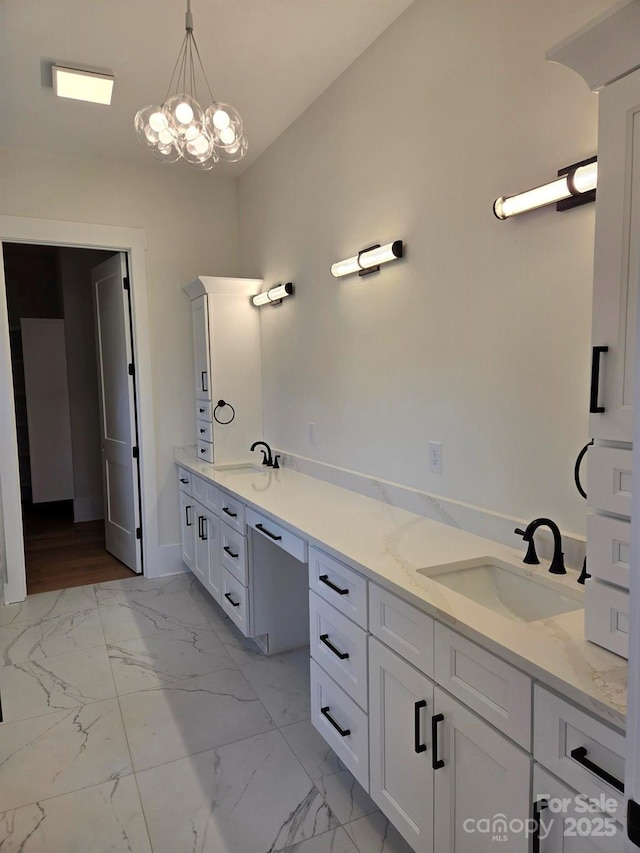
[183,276,264,467]
[192,499,222,603]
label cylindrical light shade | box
[252,282,294,307]
[331,240,404,278]
[572,161,598,194]
[494,177,571,220]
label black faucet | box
[514,517,567,575]
[250,441,273,467]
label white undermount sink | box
[417,557,583,623]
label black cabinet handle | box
[532,799,549,853]
[180,478,189,484]
[199,428,206,434]
[201,517,207,541]
[224,592,240,608]
[200,448,206,454]
[198,516,206,540]
[223,545,239,559]
[319,574,349,595]
[414,700,427,754]
[590,346,608,413]
[431,713,444,770]
[199,407,206,414]
[321,706,350,737]
[570,746,624,793]
[201,371,208,393]
[320,633,349,660]
[222,507,237,518]
[185,505,192,527]
[256,522,282,541]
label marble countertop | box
[175,448,627,730]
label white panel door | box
[192,295,211,403]
[179,490,195,571]
[433,687,531,853]
[369,636,434,853]
[92,254,141,573]
[21,318,74,503]
[192,499,209,587]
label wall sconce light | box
[331,240,404,278]
[53,65,115,105]
[493,156,597,220]
[251,282,294,307]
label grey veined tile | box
[241,651,311,726]
[94,572,194,605]
[0,776,152,853]
[0,645,117,722]
[282,827,360,853]
[0,608,104,666]
[136,729,339,853]
[107,624,235,695]
[344,813,415,853]
[0,698,133,812]
[119,668,275,770]
[98,589,210,643]
[0,585,97,627]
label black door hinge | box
[132,446,139,459]
[123,276,130,291]
[629,800,640,847]
[128,363,135,376]
[136,527,142,540]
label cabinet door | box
[590,66,640,441]
[533,765,622,852]
[179,491,195,571]
[433,687,530,853]
[369,637,434,853]
[192,500,210,586]
[205,512,222,604]
[192,295,211,402]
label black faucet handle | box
[273,455,280,469]
[514,528,526,537]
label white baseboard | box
[73,496,104,523]
[145,543,187,579]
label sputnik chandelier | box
[134,0,247,170]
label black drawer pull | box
[321,706,350,737]
[414,700,427,754]
[222,507,238,518]
[199,428,206,434]
[590,346,608,413]
[532,799,549,853]
[197,515,203,539]
[223,545,239,559]
[201,517,207,541]
[199,407,206,414]
[570,746,624,793]
[256,522,282,541]
[185,505,192,527]
[224,592,241,608]
[200,448,206,454]
[180,477,189,484]
[432,713,444,770]
[319,574,349,595]
[320,633,349,660]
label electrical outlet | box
[308,422,315,445]
[429,441,443,474]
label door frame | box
[0,216,158,604]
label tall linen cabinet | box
[183,276,264,467]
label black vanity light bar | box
[252,282,294,307]
[493,156,597,220]
[331,240,404,278]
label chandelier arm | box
[191,34,216,105]
[189,36,197,102]
[162,31,189,105]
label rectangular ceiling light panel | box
[53,66,114,105]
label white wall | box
[0,147,237,550]
[238,0,612,538]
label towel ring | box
[213,399,236,425]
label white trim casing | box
[0,216,160,604]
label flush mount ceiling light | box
[53,66,115,105]
[493,157,597,220]
[331,241,404,278]
[252,283,294,307]
[134,0,247,170]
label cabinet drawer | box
[309,547,368,629]
[247,507,307,562]
[588,445,632,517]
[219,493,246,532]
[220,522,248,585]
[434,623,531,748]
[309,591,368,710]
[177,467,192,495]
[192,474,208,504]
[196,401,212,422]
[587,514,631,590]
[197,439,213,464]
[220,567,250,636]
[534,686,625,813]
[585,579,629,659]
[370,584,433,678]
[310,660,369,790]
[197,419,212,442]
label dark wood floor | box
[23,501,136,594]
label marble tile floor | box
[0,573,414,853]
